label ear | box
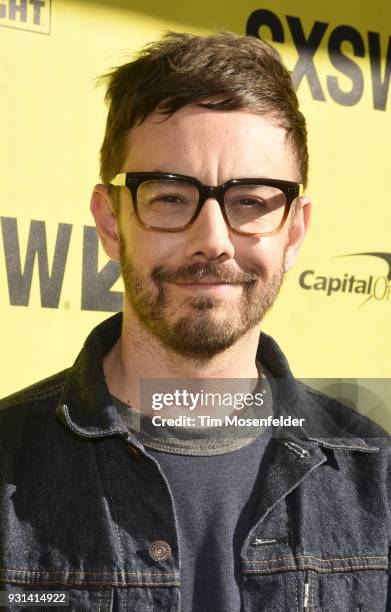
[90,184,121,262]
[283,196,312,272]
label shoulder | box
[0,370,71,471]
[0,369,69,426]
[297,379,391,452]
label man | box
[0,31,390,612]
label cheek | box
[239,237,286,274]
[123,223,179,272]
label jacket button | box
[148,540,172,561]
[127,444,142,462]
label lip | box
[169,281,240,292]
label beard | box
[119,231,285,361]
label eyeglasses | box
[110,172,303,236]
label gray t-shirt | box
[111,364,273,611]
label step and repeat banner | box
[1,1,390,424]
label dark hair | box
[98,31,308,199]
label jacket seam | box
[100,442,127,582]
[0,578,180,587]
[306,439,379,452]
[242,555,387,563]
[0,569,180,575]
[61,405,126,438]
[97,585,103,612]
[0,383,65,411]
[243,564,388,573]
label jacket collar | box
[56,312,130,441]
[55,312,378,453]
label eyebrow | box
[135,169,275,181]
[123,167,175,174]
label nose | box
[183,197,235,261]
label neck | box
[103,302,262,413]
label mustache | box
[152,263,260,285]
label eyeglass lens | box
[136,179,287,233]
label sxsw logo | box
[247,8,391,111]
[0,0,51,34]
[0,217,122,312]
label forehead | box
[122,104,297,181]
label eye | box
[151,194,191,206]
[227,197,268,210]
[238,198,266,207]
[138,179,198,208]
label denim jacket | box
[1,312,390,611]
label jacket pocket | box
[305,567,388,612]
[241,554,388,611]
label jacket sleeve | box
[386,445,391,611]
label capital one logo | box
[299,253,391,306]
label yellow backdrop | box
[1,1,390,423]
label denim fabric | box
[0,311,390,611]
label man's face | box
[113,105,306,360]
